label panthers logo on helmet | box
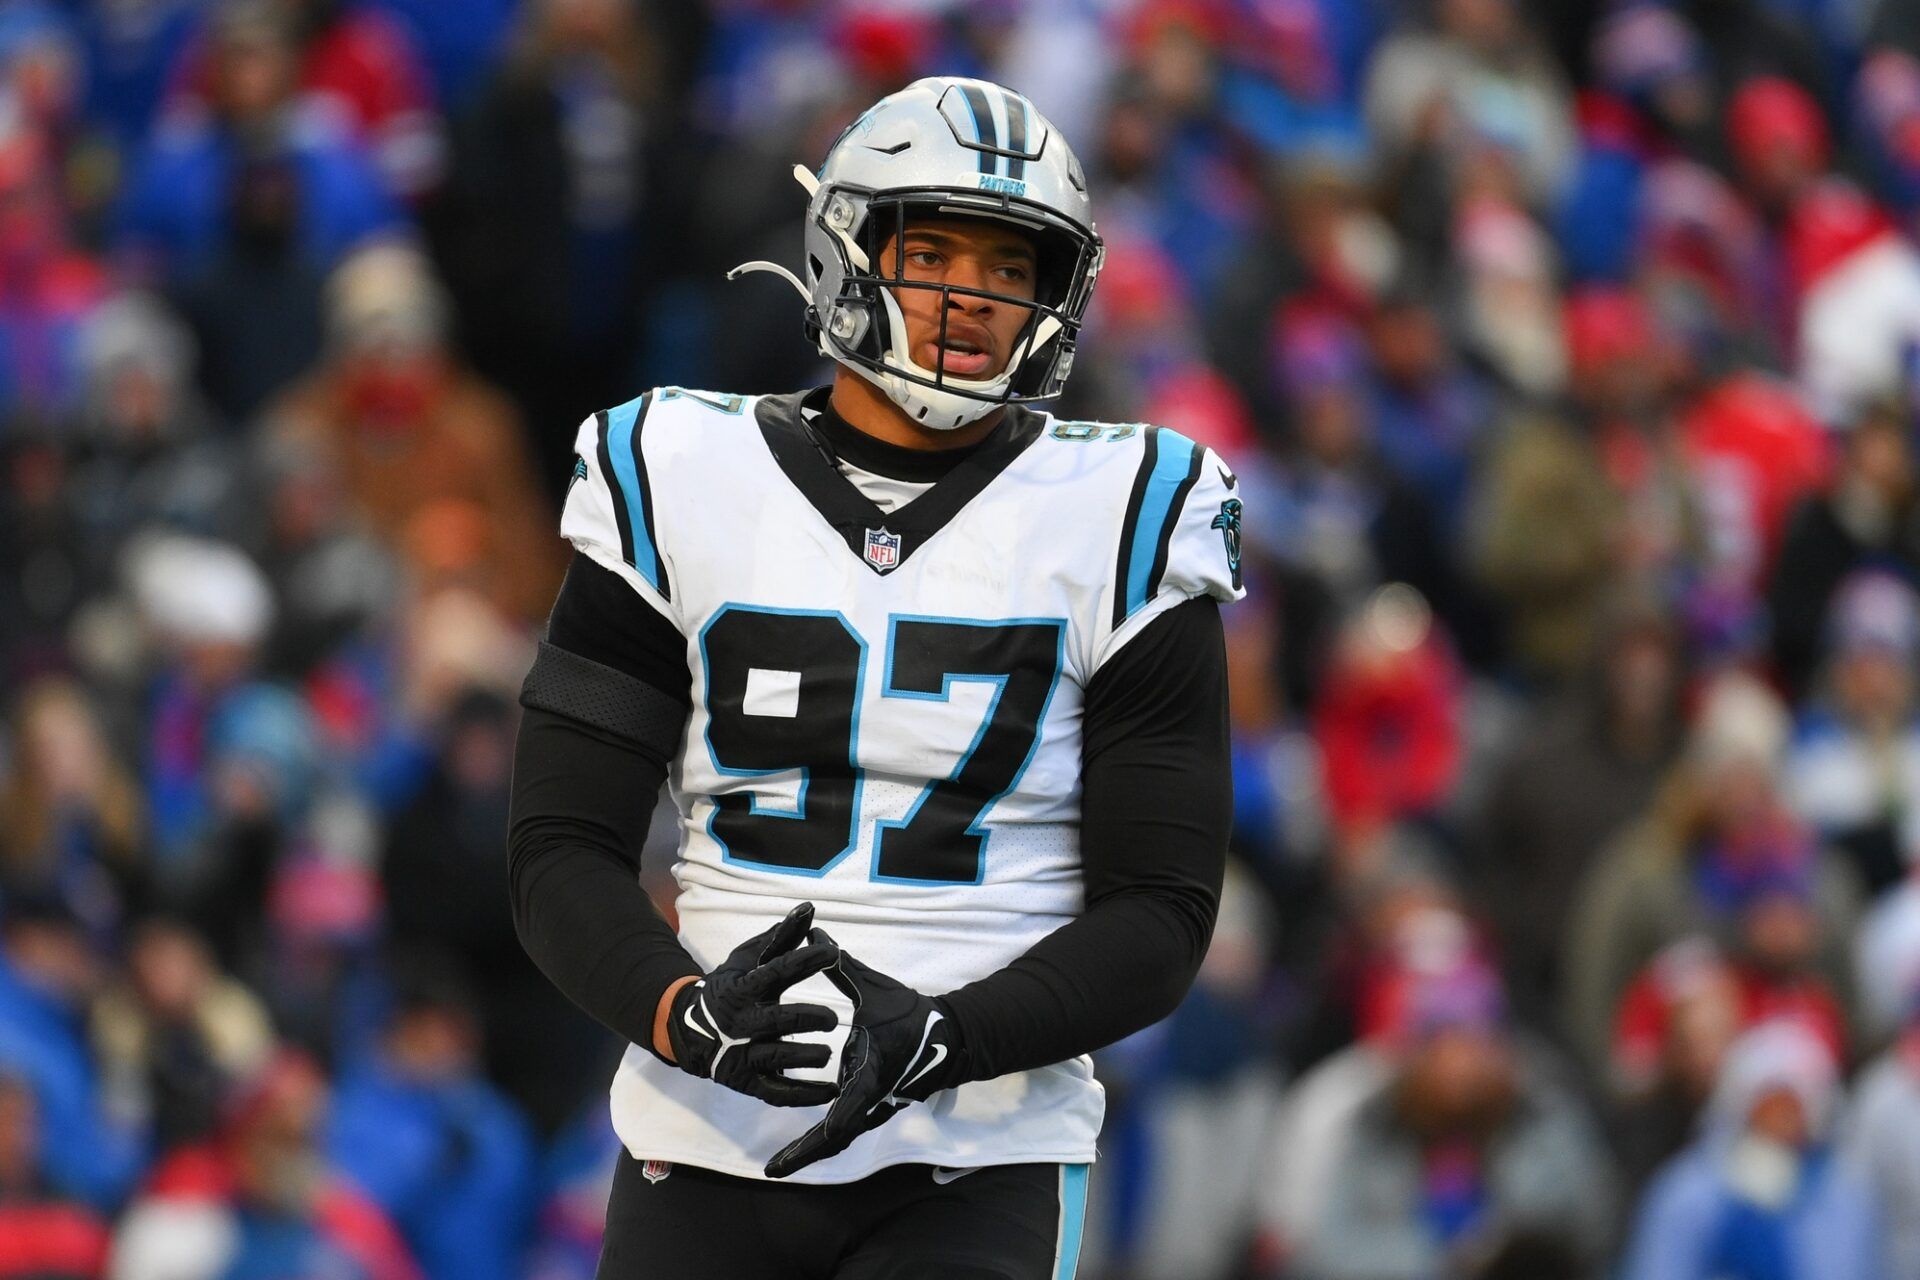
[1211,499,1242,590]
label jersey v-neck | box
[756,387,1044,574]
[806,395,989,483]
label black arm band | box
[520,641,687,765]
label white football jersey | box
[559,385,1243,1183]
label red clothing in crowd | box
[135,1145,421,1280]
[0,1201,109,1280]
[1315,636,1463,835]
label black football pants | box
[594,1153,1089,1279]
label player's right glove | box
[665,902,841,1107]
[764,937,967,1178]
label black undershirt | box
[508,436,1230,1079]
[802,391,997,482]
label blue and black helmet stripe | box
[1000,89,1028,180]
[959,83,998,175]
[600,391,669,600]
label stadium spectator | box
[1563,671,1863,1066]
[0,678,144,941]
[164,0,444,201]
[1479,590,1686,1025]
[0,115,109,435]
[1468,411,1617,684]
[1264,307,1457,688]
[117,1,402,420]
[1843,976,1920,1280]
[0,1072,111,1280]
[109,1051,419,1280]
[91,920,273,1156]
[325,965,536,1280]
[382,687,609,1129]
[128,534,319,965]
[1364,0,1579,212]
[63,293,237,593]
[1313,588,1464,842]
[1770,401,1920,697]
[263,242,559,624]
[1619,1019,1885,1280]
[1082,865,1282,1280]
[0,899,142,1208]
[1674,368,1829,662]
[1783,570,1920,895]
[1560,286,1701,597]
[1858,873,1920,1048]
[1290,940,1614,1280]
[1364,278,1494,537]
[435,0,677,479]
[1606,939,1746,1193]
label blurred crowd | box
[8,0,1920,1278]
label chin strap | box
[725,259,811,304]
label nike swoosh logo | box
[863,141,911,155]
[902,1042,947,1093]
[684,1001,714,1040]
[930,1166,977,1185]
[1217,464,1237,489]
[867,1012,947,1116]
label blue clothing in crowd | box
[117,113,402,282]
[1621,1143,1887,1280]
[0,951,143,1207]
[326,1054,537,1280]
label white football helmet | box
[731,77,1103,431]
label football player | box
[509,76,1242,1278]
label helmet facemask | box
[809,188,1101,430]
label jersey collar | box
[755,387,1044,576]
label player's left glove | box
[764,936,966,1178]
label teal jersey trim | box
[604,391,664,595]
[1122,428,1198,619]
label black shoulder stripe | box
[1112,428,1161,629]
[1145,441,1206,602]
[592,410,636,570]
[602,392,671,601]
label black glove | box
[665,903,840,1107]
[764,935,966,1178]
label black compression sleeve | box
[509,553,701,1055]
[509,707,701,1054]
[938,596,1230,1080]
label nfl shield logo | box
[641,1159,673,1184]
[863,527,901,573]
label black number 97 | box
[699,606,1065,884]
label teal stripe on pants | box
[1054,1163,1089,1280]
